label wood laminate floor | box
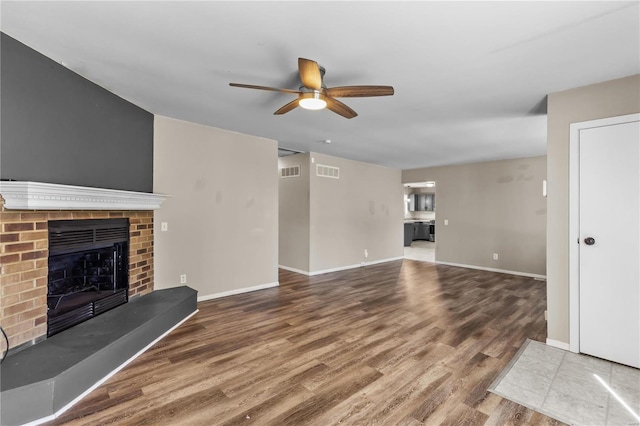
[47,260,564,425]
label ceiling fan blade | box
[325,97,358,119]
[274,97,301,115]
[325,86,395,98]
[298,58,322,90]
[229,83,300,95]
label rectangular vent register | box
[316,164,340,179]
[280,165,300,178]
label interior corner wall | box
[278,153,310,272]
[546,74,640,346]
[308,152,404,273]
[0,32,153,192]
[153,116,279,298]
[402,156,547,276]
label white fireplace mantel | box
[0,181,168,210]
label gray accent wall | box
[403,156,547,276]
[546,74,640,346]
[0,33,153,192]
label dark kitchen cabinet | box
[416,222,430,239]
[408,193,435,211]
[405,221,435,243]
[425,193,435,211]
[404,223,414,246]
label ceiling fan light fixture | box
[299,91,326,110]
[230,57,392,118]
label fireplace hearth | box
[47,218,129,336]
[1,181,166,351]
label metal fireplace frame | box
[47,218,130,337]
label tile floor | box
[490,339,640,425]
[403,240,435,262]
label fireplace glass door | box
[47,219,129,337]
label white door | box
[579,119,640,368]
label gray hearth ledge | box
[0,286,197,426]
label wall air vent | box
[316,164,340,179]
[280,165,300,178]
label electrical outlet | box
[161,222,168,232]
[180,274,187,284]
[544,310,548,321]
[364,249,368,258]
[493,253,499,260]
[444,219,449,225]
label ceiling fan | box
[229,58,394,119]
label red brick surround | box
[0,198,154,352]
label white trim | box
[197,282,279,302]
[546,338,570,351]
[24,309,199,426]
[279,257,405,277]
[309,263,362,275]
[309,257,404,276]
[278,265,311,276]
[568,113,640,354]
[435,261,546,279]
[0,181,168,210]
[365,256,405,266]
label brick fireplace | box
[0,181,166,354]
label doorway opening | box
[403,181,436,262]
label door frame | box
[568,113,640,353]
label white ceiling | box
[2,1,638,170]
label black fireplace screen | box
[47,219,129,337]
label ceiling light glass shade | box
[299,91,327,110]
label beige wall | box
[546,74,640,345]
[153,116,279,298]
[403,156,547,276]
[278,153,310,272]
[309,153,404,273]
[279,152,404,274]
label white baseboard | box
[546,338,570,351]
[278,265,310,275]
[279,256,404,277]
[435,261,547,280]
[197,281,279,302]
[366,256,405,266]
[309,263,363,276]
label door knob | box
[584,237,596,246]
